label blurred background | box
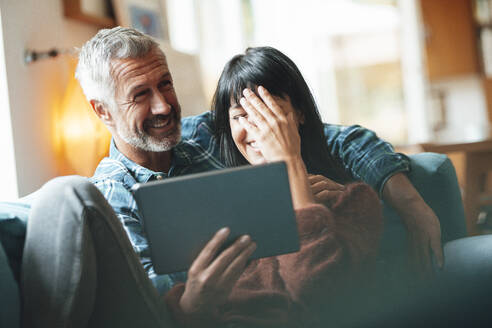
[1,1,491,223]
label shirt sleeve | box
[181,111,215,140]
[324,123,411,196]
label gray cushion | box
[0,239,20,327]
[0,201,30,281]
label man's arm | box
[382,173,444,274]
[323,124,444,273]
[323,124,410,195]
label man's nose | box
[150,91,172,115]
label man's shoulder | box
[178,111,222,166]
[90,157,136,190]
[181,111,215,140]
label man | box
[22,27,445,327]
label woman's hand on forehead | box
[238,86,301,163]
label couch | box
[1,152,491,327]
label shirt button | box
[155,174,164,180]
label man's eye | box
[159,80,172,90]
[134,90,149,101]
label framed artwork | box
[111,0,169,41]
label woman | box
[212,46,445,276]
[171,46,384,327]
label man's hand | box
[179,227,257,318]
[383,173,444,276]
[400,200,443,276]
[308,174,344,206]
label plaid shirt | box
[90,111,409,294]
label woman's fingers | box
[243,88,287,134]
[239,97,268,130]
[242,88,276,123]
[238,116,260,137]
[188,227,230,274]
[257,86,286,119]
[308,175,344,192]
[314,190,343,205]
[242,88,293,141]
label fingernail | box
[243,88,252,96]
[239,97,246,105]
[218,227,229,236]
[240,235,251,244]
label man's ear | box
[90,100,114,127]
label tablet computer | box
[131,161,300,274]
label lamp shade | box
[54,59,111,176]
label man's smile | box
[144,113,176,135]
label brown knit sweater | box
[165,182,383,328]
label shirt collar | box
[108,138,194,182]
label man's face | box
[109,48,181,152]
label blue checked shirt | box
[90,111,409,294]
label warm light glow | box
[53,58,111,177]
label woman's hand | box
[308,174,345,206]
[238,86,301,163]
[180,228,257,319]
[239,86,315,209]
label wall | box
[0,0,99,197]
[0,8,17,200]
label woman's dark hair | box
[212,46,348,183]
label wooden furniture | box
[420,0,492,122]
[420,0,479,81]
[63,0,116,28]
[421,135,492,235]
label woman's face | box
[228,94,301,165]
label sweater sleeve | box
[277,182,382,306]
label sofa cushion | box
[0,201,30,281]
[0,241,20,327]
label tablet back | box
[132,162,299,274]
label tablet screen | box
[132,162,300,274]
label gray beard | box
[117,123,181,152]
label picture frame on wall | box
[111,0,169,41]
